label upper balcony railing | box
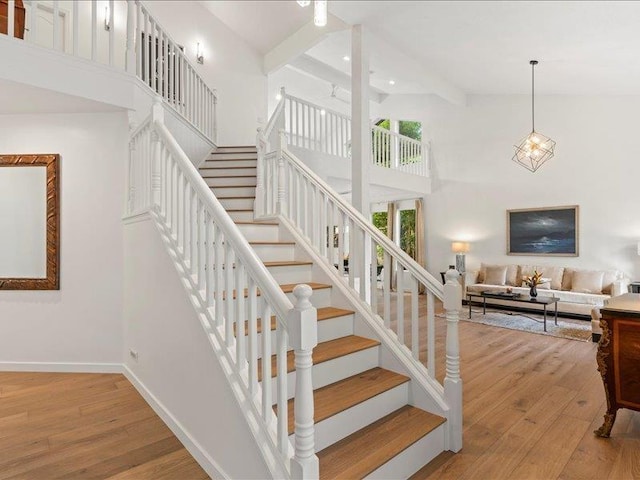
[277,89,430,178]
[1,0,216,143]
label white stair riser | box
[218,197,255,210]
[266,265,313,284]
[199,167,257,177]
[213,148,257,154]
[203,176,256,187]
[228,210,255,222]
[211,186,256,198]
[250,244,295,262]
[365,423,446,480]
[206,153,258,161]
[236,224,280,242]
[263,346,380,400]
[247,313,354,357]
[202,159,257,168]
[294,383,409,452]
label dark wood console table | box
[594,293,640,437]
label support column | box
[350,24,371,218]
[390,119,399,168]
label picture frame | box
[507,205,578,256]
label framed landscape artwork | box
[507,205,579,256]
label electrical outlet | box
[129,349,139,361]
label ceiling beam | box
[288,54,387,104]
[263,14,349,75]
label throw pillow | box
[601,270,620,295]
[571,270,605,294]
[484,265,508,285]
[516,264,537,286]
[505,264,519,286]
[537,266,565,291]
[561,268,575,291]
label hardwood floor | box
[410,300,640,480]
[2,296,639,479]
[0,372,208,479]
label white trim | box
[123,365,230,480]
[0,362,123,373]
[122,208,152,224]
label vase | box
[529,285,537,298]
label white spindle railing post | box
[277,130,287,215]
[213,90,218,144]
[151,97,164,206]
[255,127,265,217]
[443,268,463,453]
[288,285,319,480]
[126,0,136,74]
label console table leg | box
[483,297,486,315]
[468,295,471,319]
[555,303,558,326]
[543,306,547,332]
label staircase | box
[199,146,447,479]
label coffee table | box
[467,291,559,332]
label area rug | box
[451,308,592,342]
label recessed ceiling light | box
[343,55,350,61]
[389,80,395,85]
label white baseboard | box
[0,362,124,373]
[123,365,229,480]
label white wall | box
[144,1,266,146]
[0,112,127,368]
[123,216,271,479]
[420,94,640,279]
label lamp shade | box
[451,242,469,254]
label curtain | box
[386,202,396,291]
[415,199,426,293]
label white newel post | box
[443,268,463,453]
[277,129,287,216]
[125,0,136,74]
[151,97,164,207]
[288,285,319,480]
[255,127,265,217]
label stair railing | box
[264,89,430,177]
[371,124,429,176]
[1,0,217,144]
[257,126,463,452]
[136,1,217,143]
[128,99,319,479]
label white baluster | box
[427,289,435,378]
[443,268,463,452]
[255,127,265,218]
[7,0,16,38]
[277,130,287,215]
[411,276,419,360]
[247,279,259,396]
[288,285,319,480]
[396,264,404,343]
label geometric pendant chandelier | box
[512,60,556,172]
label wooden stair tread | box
[198,166,257,170]
[258,335,380,381]
[209,185,257,188]
[317,405,446,480]
[235,306,354,336]
[204,157,257,161]
[279,367,410,435]
[263,261,312,267]
[226,209,253,212]
[222,282,331,300]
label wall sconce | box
[104,5,110,31]
[451,242,470,274]
[196,43,204,64]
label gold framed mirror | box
[0,154,60,290]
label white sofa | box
[464,264,629,328]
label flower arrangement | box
[523,270,544,287]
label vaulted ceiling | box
[202,1,640,99]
